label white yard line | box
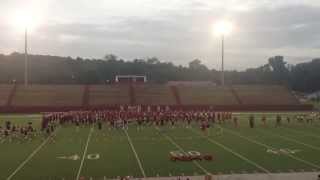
[224,128,320,169]
[76,127,94,180]
[281,127,320,139]
[124,130,146,178]
[156,128,211,175]
[189,128,270,174]
[258,129,320,152]
[6,129,60,180]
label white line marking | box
[7,129,59,180]
[76,127,94,180]
[189,128,270,174]
[156,128,210,175]
[124,130,146,178]
[281,127,320,139]
[224,128,320,169]
[258,129,320,152]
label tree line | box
[0,52,319,93]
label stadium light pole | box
[221,34,224,86]
[24,27,28,87]
[12,12,39,87]
[213,20,233,86]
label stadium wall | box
[0,104,313,113]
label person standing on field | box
[286,116,291,124]
[249,115,255,128]
[276,115,282,127]
[261,115,267,126]
[233,116,238,128]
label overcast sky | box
[0,0,320,70]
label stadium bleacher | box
[11,85,83,106]
[134,84,176,105]
[0,84,13,106]
[89,85,130,106]
[233,85,299,105]
[177,85,239,105]
[0,83,311,112]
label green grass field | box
[1,113,320,180]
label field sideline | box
[1,113,320,180]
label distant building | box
[115,75,147,83]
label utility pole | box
[24,28,28,87]
[221,35,225,86]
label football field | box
[1,113,320,180]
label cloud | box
[0,0,320,70]
[57,34,83,43]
